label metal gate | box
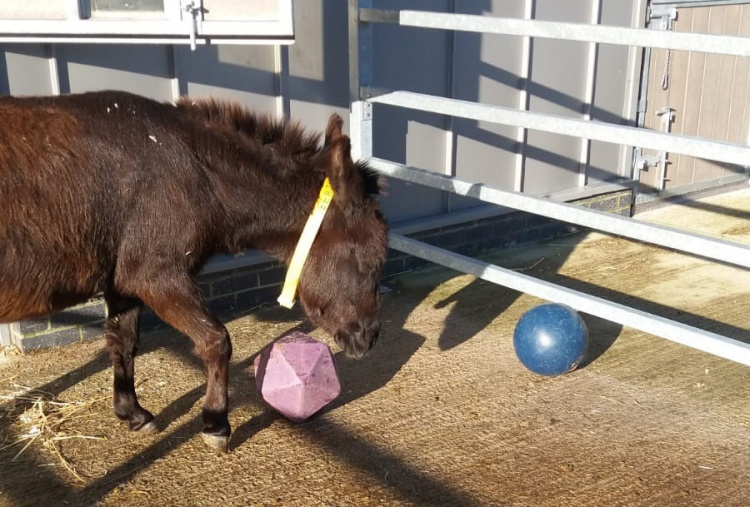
[637,0,750,199]
[348,1,750,365]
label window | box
[91,0,166,15]
[0,0,294,47]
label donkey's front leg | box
[140,276,233,452]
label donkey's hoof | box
[202,433,229,453]
[136,420,159,435]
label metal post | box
[579,0,601,187]
[514,0,535,193]
[349,0,373,161]
[0,323,12,347]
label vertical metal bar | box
[46,44,60,96]
[66,0,83,19]
[579,0,601,187]
[348,0,363,106]
[350,0,373,161]
[0,323,11,347]
[515,0,534,193]
[443,0,458,215]
[625,0,649,180]
[168,45,181,100]
[274,45,290,120]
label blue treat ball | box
[513,303,588,376]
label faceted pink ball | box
[253,331,341,422]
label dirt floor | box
[3,189,750,507]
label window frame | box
[0,0,294,46]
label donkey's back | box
[0,91,223,322]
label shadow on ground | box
[2,217,749,506]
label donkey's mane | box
[176,97,322,158]
[175,97,382,196]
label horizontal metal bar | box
[360,8,750,57]
[368,157,750,269]
[390,233,750,366]
[368,91,750,167]
[635,172,750,206]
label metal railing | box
[349,2,750,366]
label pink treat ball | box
[253,331,341,422]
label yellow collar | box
[277,177,335,309]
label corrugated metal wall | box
[369,0,645,224]
[0,0,643,228]
[640,3,750,193]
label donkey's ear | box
[326,135,352,185]
[324,113,344,146]
[325,134,364,214]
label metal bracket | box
[635,153,661,170]
[648,5,677,30]
[634,108,675,175]
[361,100,373,120]
[655,107,675,189]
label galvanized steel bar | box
[368,90,750,167]
[359,8,750,57]
[390,233,750,367]
[369,157,750,269]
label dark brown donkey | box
[0,91,388,451]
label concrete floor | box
[1,188,750,506]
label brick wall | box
[8,189,633,352]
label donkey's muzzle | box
[335,316,381,359]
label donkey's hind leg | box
[104,292,157,433]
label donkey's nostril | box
[367,317,381,342]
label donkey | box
[0,90,388,451]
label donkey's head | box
[296,114,388,359]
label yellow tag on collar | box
[277,177,335,309]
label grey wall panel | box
[287,1,349,132]
[371,0,453,223]
[524,0,592,195]
[175,45,277,112]
[374,107,446,222]
[56,44,173,100]
[0,44,54,96]
[451,0,526,211]
[288,1,348,109]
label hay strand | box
[1,385,106,483]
